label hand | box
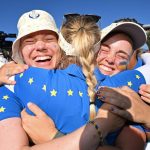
[96,103,125,137]
[97,86,150,127]
[21,102,57,144]
[139,84,150,104]
[0,61,28,85]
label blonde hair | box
[61,15,101,120]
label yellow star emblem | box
[28,78,34,85]
[50,89,57,96]
[3,95,9,100]
[19,73,24,78]
[0,106,6,112]
[79,91,83,97]
[136,75,140,79]
[67,89,73,96]
[127,81,133,87]
[42,85,46,92]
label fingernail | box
[98,86,105,90]
[97,96,105,101]
[97,90,101,95]
[27,102,33,107]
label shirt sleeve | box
[0,85,23,120]
[100,70,146,92]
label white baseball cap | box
[101,22,147,50]
[12,10,59,63]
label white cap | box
[12,10,59,63]
[59,33,101,56]
[101,22,147,50]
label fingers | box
[139,84,150,104]
[21,109,32,119]
[140,84,150,91]
[1,78,16,85]
[139,84,150,94]
[140,96,150,104]
[5,62,29,76]
[27,102,46,117]
[0,62,28,85]
[108,105,133,121]
[97,86,131,109]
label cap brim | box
[101,22,147,50]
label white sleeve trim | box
[136,64,150,84]
[4,76,15,93]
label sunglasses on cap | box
[63,13,101,23]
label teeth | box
[100,65,112,72]
[35,56,52,61]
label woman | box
[0,11,149,150]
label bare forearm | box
[23,118,111,150]
[0,118,29,150]
[24,124,101,150]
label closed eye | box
[22,39,35,45]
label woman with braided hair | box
[0,10,149,150]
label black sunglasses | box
[64,13,101,23]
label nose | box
[105,53,115,64]
[35,41,46,51]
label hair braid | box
[61,15,100,120]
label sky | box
[0,0,150,41]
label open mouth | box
[99,65,114,72]
[34,56,52,62]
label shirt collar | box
[64,64,85,80]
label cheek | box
[21,45,34,59]
[47,42,60,52]
[96,53,105,63]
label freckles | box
[52,43,59,49]
[23,45,35,52]
[48,43,60,51]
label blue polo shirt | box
[133,56,144,69]
[0,64,146,144]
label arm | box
[97,86,150,127]
[115,125,146,150]
[21,103,126,150]
[97,126,146,150]
[97,86,150,141]
[21,102,57,144]
[0,118,29,150]
[1,117,99,150]
[22,101,145,150]
[0,61,28,85]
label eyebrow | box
[101,44,110,49]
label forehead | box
[102,32,133,47]
[101,33,134,55]
[21,30,58,41]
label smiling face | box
[20,30,61,69]
[96,33,133,76]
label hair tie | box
[90,102,95,105]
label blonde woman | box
[0,11,149,150]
